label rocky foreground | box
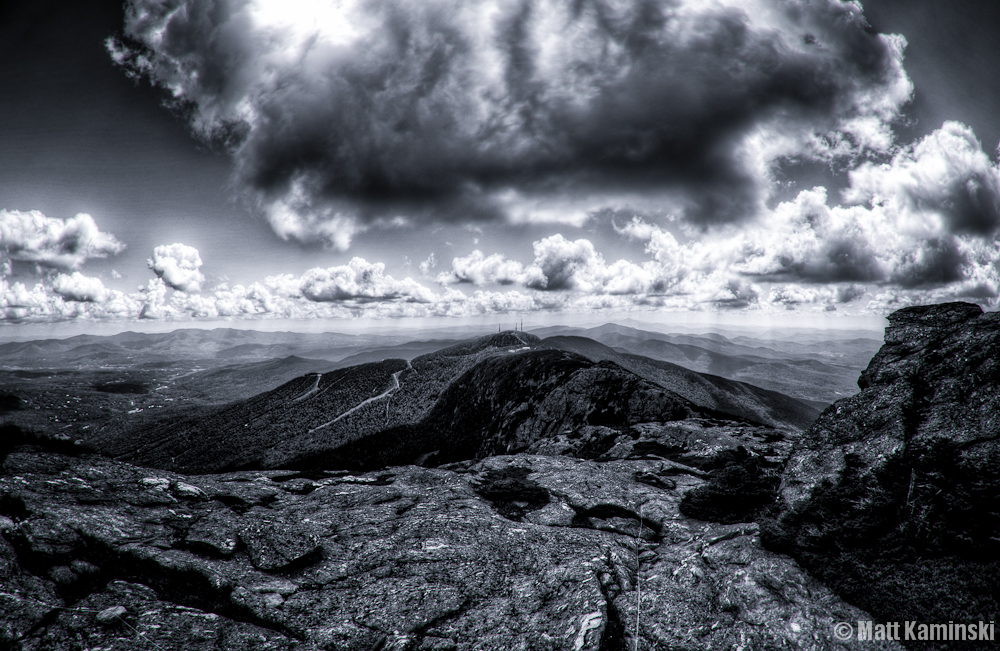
[1,431,893,650]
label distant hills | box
[86,331,821,474]
[539,336,818,428]
[0,328,433,368]
[0,322,879,407]
[0,321,877,472]
[533,323,881,405]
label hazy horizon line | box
[0,309,889,344]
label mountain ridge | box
[92,331,819,474]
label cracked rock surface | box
[766,302,1000,633]
[0,446,896,650]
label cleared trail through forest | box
[292,373,322,402]
[308,362,410,434]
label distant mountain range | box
[0,322,880,406]
[532,323,881,405]
[0,328,409,366]
[86,331,821,474]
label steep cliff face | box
[765,302,1000,636]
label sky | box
[1,0,999,334]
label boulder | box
[766,302,1000,629]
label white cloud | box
[844,121,1000,236]
[437,250,529,286]
[296,258,436,303]
[0,210,125,270]
[262,184,364,251]
[419,253,437,276]
[148,243,206,293]
[723,123,1000,292]
[0,275,142,323]
[9,120,1000,326]
[52,273,110,303]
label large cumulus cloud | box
[728,123,1000,292]
[52,272,111,303]
[845,121,1000,237]
[293,258,436,303]
[110,0,911,245]
[0,210,125,270]
[148,243,206,292]
[1,275,141,323]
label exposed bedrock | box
[0,448,896,650]
[765,302,1000,637]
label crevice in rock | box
[78,530,305,640]
[3,517,304,643]
[596,578,628,651]
[632,470,676,490]
[901,371,934,443]
[210,492,277,514]
[570,504,661,542]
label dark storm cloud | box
[889,236,968,288]
[111,0,911,244]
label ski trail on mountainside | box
[308,362,411,434]
[292,373,322,402]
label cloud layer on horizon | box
[110,0,911,247]
[7,3,1000,327]
[5,123,1000,326]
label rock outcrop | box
[0,441,897,650]
[765,302,1000,634]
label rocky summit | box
[24,308,1000,650]
[0,433,896,650]
[765,302,1000,637]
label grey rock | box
[95,605,127,624]
[172,481,208,500]
[239,516,322,572]
[48,564,77,585]
[0,534,63,646]
[70,559,101,576]
[769,301,1000,631]
[31,580,297,651]
[186,511,240,558]
[0,448,899,650]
